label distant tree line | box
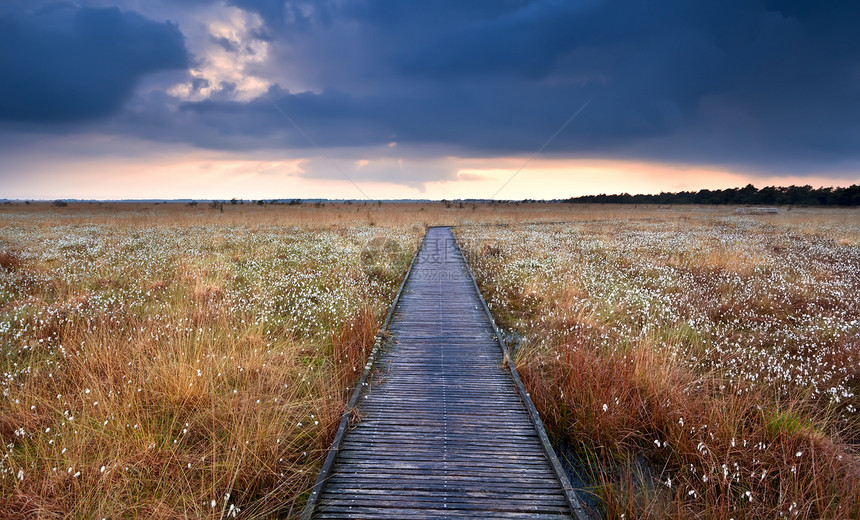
[565,184,860,206]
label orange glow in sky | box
[2,146,857,201]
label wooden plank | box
[315,511,572,520]
[323,478,568,492]
[319,489,569,503]
[315,496,569,513]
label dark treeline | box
[565,184,860,206]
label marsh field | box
[1,202,858,519]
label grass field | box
[0,203,425,519]
[458,206,860,519]
[1,202,858,519]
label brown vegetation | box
[459,207,860,519]
[0,203,425,519]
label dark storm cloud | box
[3,0,860,177]
[387,0,860,169]
[132,0,855,175]
[0,5,188,122]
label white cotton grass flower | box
[456,220,860,515]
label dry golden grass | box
[458,206,860,519]
[1,200,614,229]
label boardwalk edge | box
[452,230,593,520]
[300,232,423,520]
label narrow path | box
[307,227,586,519]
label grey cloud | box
[3,0,860,180]
[0,5,188,122]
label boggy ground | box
[457,206,860,519]
[0,202,427,519]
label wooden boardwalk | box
[304,227,588,519]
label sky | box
[1,0,859,201]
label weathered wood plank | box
[315,511,572,520]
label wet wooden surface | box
[312,227,574,519]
